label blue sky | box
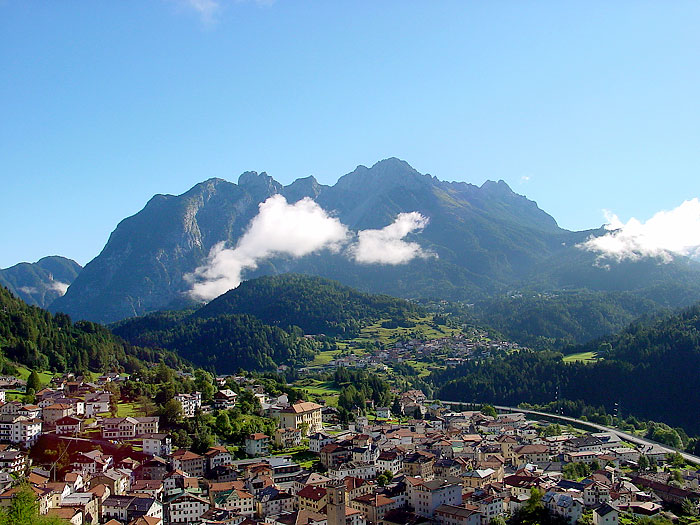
[1,1,699,268]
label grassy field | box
[349,316,461,346]
[308,349,342,367]
[563,351,600,363]
[15,365,55,386]
[115,402,143,417]
[294,379,340,406]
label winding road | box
[437,401,700,465]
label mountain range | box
[33,157,700,324]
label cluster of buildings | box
[0,366,697,525]
[316,333,522,372]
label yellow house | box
[279,402,323,436]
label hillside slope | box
[0,256,81,308]
[434,302,700,434]
[195,274,423,336]
[0,286,180,374]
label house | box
[171,449,206,478]
[84,393,112,417]
[245,433,270,457]
[513,444,550,465]
[0,414,42,446]
[350,492,398,523]
[165,489,211,523]
[213,390,238,411]
[275,427,302,449]
[102,496,163,523]
[42,403,75,425]
[205,446,233,471]
[593,503,619,525]
[102,416,159,439]
[565,437,603,454]
[56,416,82,436]
[403,451,435,480]
[139,456,169,480]
[142,434,172,457]
[377,450,403,475]
[212,487,256,516]
[279,401,323,435]
[309,432,334,454]
[46,507,83,525]
[408,476,463,518]
[256,486,295,518]
[91,468,131,495]
[297,485,327,513]
[174,392,202,419]
[376,407,392,419]
[434,504,482,525]
[0,449,26,473]
[328,461,377,480]
[71,450,113,475]
[320,443,352,469]
[542,492,583,524]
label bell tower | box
[326,479,346,525]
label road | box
[437,400,700,465]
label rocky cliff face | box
[48,158,700,323]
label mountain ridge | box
[49,157,700,324]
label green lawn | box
[115,402,142,417]
[349,316,461,346]
[14,365,56,386]
[563,351,600,363]
[294,379,340,407]
[308,349,342,366]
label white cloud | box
[187,195,349,301]
[48,280,70,296]
[579,198,700,262]
[186,196,433,301]
[351,212,433,265]
[520,175,531,183]
[17,286,38,295]
[173,0,220,24]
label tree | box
[195,369,215,404]
[26,370,41,393]
[0,484,67,525]
[481,404,497,418]
[159,399,182,427]
[524,487,544,514]
[215,412,232,437]
[638,455,649,471]
[681,498,698,517]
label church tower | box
[326,479,346,525]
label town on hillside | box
[0,370,696,525]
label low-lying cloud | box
[579,198,700,262]
[48,280,70,295]
[187,195,349,301]
[187,196,432,301]
[352,212,431,265]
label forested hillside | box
[0,286,181,374]
[432,302,700,434]
[195,274,423,336]
[475,290,664,348]
[112,310,318,373]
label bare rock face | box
[48,158,700,323]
